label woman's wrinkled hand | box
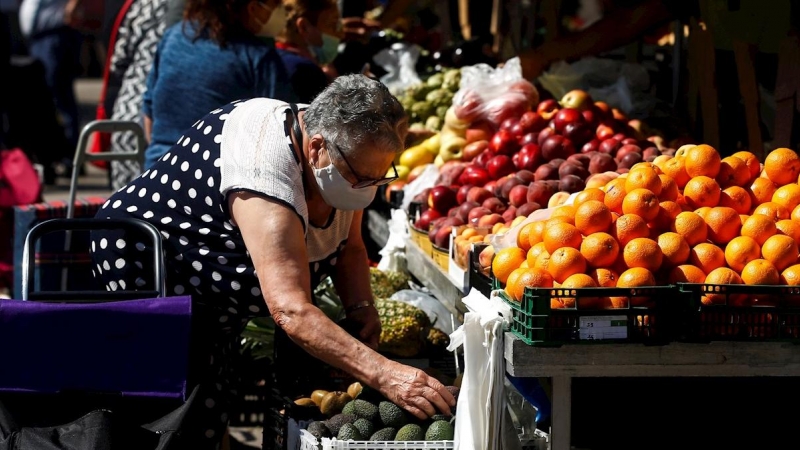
[379,361,456,419]
[346,304,381,350]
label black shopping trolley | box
[0,218,195,450]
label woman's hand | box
[378,361,456,419]
[346,304,381,350]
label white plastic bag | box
[377,209,410,273]
[373,43,423,95]
[451,57,538,128]
[401,163,439,214]
[447,289,521,450]
[390,289,461,334]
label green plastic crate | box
[676,283,800,342]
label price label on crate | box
[579,315,627,340]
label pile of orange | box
[494,146,800,308]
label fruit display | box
[487,145,800,308]
[376,298,450,358]
[300,381,459,443]
[398,69,462,133]
[408,89,677,261]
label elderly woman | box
[90,74,455,449]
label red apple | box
[489,130,520,156]
[482,197,507,214]
[499,177,524,201]
[428,186,458,215]
[427,217,446,242]
[534,164,559,181]
[435,161,466,186]
[518,132,538,147]
[414,209,442,231]
[563,121,593,146]
[560,89,593,110]
[483,181,498,195]
[477,213,504,228]
[549,158,566,168]
[537,99,559,119]
[458,165,491,187]
[617,152,642,169]
[598,138,621,156]
[589,153,617,174]
[447,206,459,218]
[509,122,525,139]
[558,162,589,180]
[518,111,548,133]
[620,137,639,146]
[466,186,493,204]
[581,108,599,128]
[613,133,628,142]
[541,135,576,161]
[502,206,518,223]
[559,174,585,193]
[468,206,492,224]
[508,185,530,208]
[514,144,541,171]
[456,201,479,222]
[536,127,555,146]
[552,108,584,133]
[465,121,495,144]
[516,169,535,184]
[454,90,483,122]
[500,118,519,132]
[581,139,600,154]
[473,150,493,168]
[614,144,642,163]
[456,184,474,204]
[463,140,489,161]
[487,155,516,180]
[566,153,591,169]
[596,124,616,141]
[642,147,660,160]
[527,180,557,205]
[517,202,541,218]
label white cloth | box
[19,0,66,37]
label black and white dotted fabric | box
[90,99,352,449]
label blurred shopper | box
[141,0,297,169]
[275,0,341,103]
[18,0,83,151]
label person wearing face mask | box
[274,0,342,103]
[140,0,299,170]
[89,74,456,449]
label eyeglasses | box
[326,140,398,188]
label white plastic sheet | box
[377,209,410,273]
[401,164,439,214]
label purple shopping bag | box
[0,296,191,400]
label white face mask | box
[256,3,286,38]
[312,160,377,211]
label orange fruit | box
[492,247,527,284]
[516,222,537,251]
[791,204,800,222]
[658,174,679,202]
[526,221,547,248]
[534,251,552,272]
[764,148,800,186]
[703,267,745,306]
[520,260,530,269]
[573,188,606,207]
[658,232,690,268]
[740,214,778,246]
[547,247,587,284]
[685,144,721,178]
[622,188,660,222]
[689,243,726,274]
[761,234,799,272]
[674,144,694,158]
[776,220,800,246]
[623,237,663,272]
[749,177,777,206]
[741,259,780,285]
[724,236,761,272]
[580,232,620,268]
[651,201,682,233]
[771,184,800,212]
[603,178,627,214]
[740,214,750,225]
[694,206,712,219]
[625,166,662,196]
[574,200,612,235]
[704,207,741,245]
[612,213,651,247]
[589,267,619,287]
[542,222,583,253]
[683,176,721,208]
[527,241,549,266]
[631,161,659,172]
[544,216,572,228]
[505,268,524,299]
[752,202,790,222]
[661,157,691,188]
[668,264,706,284]
[732,150,761,181]
[550,205,576,225]
[718,186,752,214]
[507,267,554,302]
[671,211,708,246]
[716,156,750,188]
[780,264,800,285]
[615,267,657,307]
[558,273,600,308]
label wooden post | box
[687,20,720,150]
[774,36,800,149]
[458,0,470,41]
[733,40,764,159]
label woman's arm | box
[143,115,152,143]
[331,210,381,349]
[230,192,455,418]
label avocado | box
[378,401,407,429]
[305,421,332,440]
[369,427,397,441]
[425,420,455,441]
[352,399,379,422]
[352,418,374,439]
[337,423,363,441]
[341,400,356,415]
[395,423,424,441]
[324,413,356,436]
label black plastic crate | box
[469,243,492,298]
[493,276,675,346]
[676,283,800,342]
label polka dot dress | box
[90,99,353,449]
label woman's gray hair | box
[304,74,408,159]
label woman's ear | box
[307,134,324,166]
[296,16,312,37]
